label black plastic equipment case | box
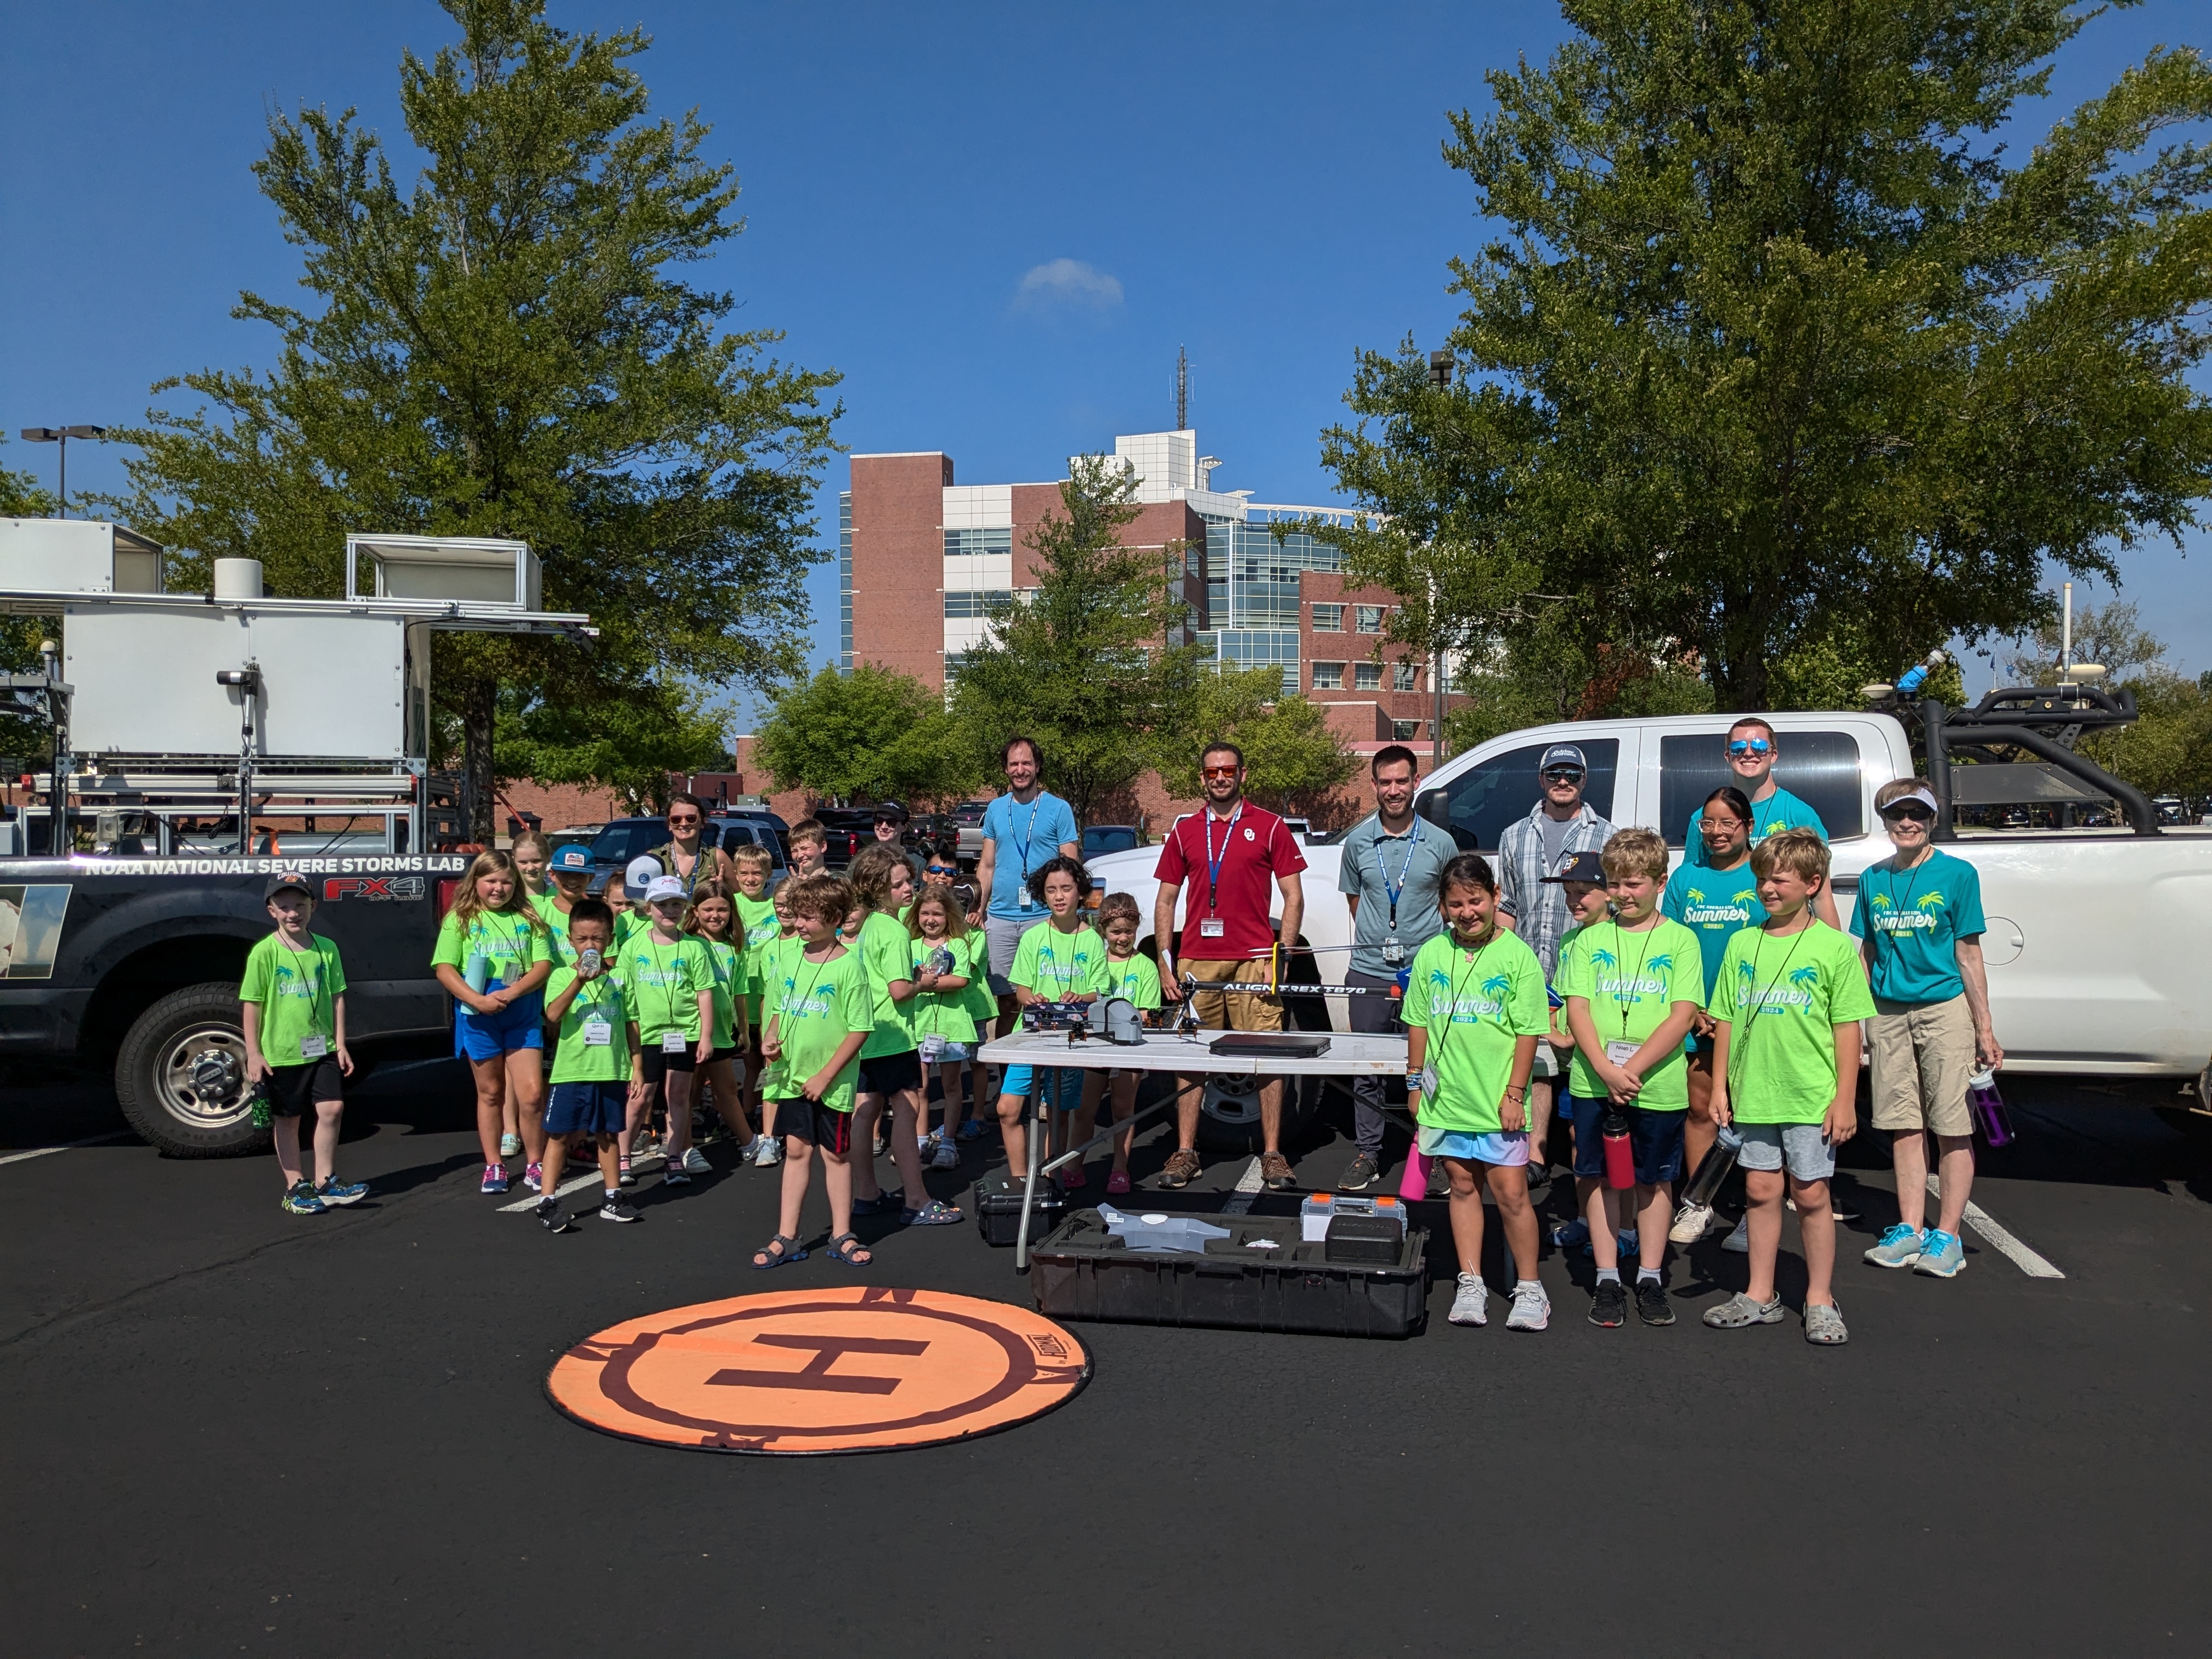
[972,1175,1066,1248]
[1324,1214,1403,1264]
[1028,1207,1428,1339]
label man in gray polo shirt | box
[1334,744,1457,1190]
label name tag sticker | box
[662,1030,687,1053]
[1606,1039,1640,1066]
[298,1034,329,1059]
[583,1019,612,1047]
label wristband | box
[1405,1073,1424,1091]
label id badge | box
[1381,935,1405,967]
[298,1033,329,1059]
[662,1030,687,1053]
[1419,1065,1440,1098]
[919,1033,946,1063]
[1019,887,1035,910]
[1606,1039,1640,1066]
[1199,917,1226,939]
[583,1018,613,1047]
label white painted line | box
[1927,1174,2066,1280]
[498,1150,665,1212]
[1222,1155,1265,1215]
[0,1131,131,1168]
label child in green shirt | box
[1702,830,1875,1346]
[240,872,365,1215]
[535,899,642,1229]
[845,844,957,1226]
[621,875,715,1189]
[753,873,876,1269]
[1088,892,1162,1195]
[996,856,1108,1184]
[431,849,554,1197]
[685,883,763,1166]
[909,884,982,1169]
[731,844,781,1158]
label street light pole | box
[18,426,107,517]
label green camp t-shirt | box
[767,944,873,1112]
[1850,848,1986,1005]
[1400,929,1548,1134]
[431,907,546,989]
[1681,785,1827,868]
[528,890,580,966]
[735,893,780,1019]
[239,932,347,1066]
[1101,952,1163,1011]
[1010,921,1109,1002]
[1558,916,1705,1109]
[546,965,635,1086]
[858,910,918,1059]
[1662,861,1767,1002]
[701,937,749,1050]
[621,930,712,1042]
[753,935,803,1098]
[1707,921,1877,1125]
[910,933,981,1045]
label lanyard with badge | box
[1199,803,1243,939]
[1378,818,1421,966]
[644,934,690,1052]
[288,939,332,1059]
[1728,926,1814,1097]
[1419,930,1501,1100]
[1603,928,1657,1070]
[575,971,619,1047]
[1012,798,1042,910]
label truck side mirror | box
[1417,790,1450,832]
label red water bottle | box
[1601,1108,1635,1189]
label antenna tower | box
[1176,346,1188,432]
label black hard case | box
[972,1174,1068,1248]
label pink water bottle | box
[1968,1068,2013,1148]
[1398,1148,1431,1203]
[1601,1108,1635,1189]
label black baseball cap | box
[1539,743,1587,775]
[264,871,313,901]
[1539,850,1604,884]
[873,800,909,825]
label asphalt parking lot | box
[5,1058,2211,1657]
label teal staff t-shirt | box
[1850,848,1985,1004]
[1662,861,1768,1001]
[1681,786,1826,868]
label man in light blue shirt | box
[971,735,1080,1025]
[1680,718,1840,928]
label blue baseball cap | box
[1539,743,1587,775]
[552,844,590,872]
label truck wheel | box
[115,982,270,1159]
[1192,1074,1318,1155]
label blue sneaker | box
[280,1181,326,1216]
[314,1177,369,1206]
[1864,1223,1925,1269]
[1914,1228,1966,1278]
[1549,1217,1590,1251]
[1617,1228,1639,1258]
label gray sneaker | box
[1448,1272,1489,1326]
[1803,1301,1849,1345]
[1701,1291,1786,1329]
[1864,1223,1926,1269]
[1721,1215,1750,1253]
[1505,1282,1550,1331]
[1338,1150,1381,1192]
[1913,1228,1967,1278]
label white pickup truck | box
[1088,704,2212,1094]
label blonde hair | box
[906,882,970,942]
[1599,827,1669,884]
[730,842,774,872]
[450,849,547,935]
[1750,827,1831,884]
[510,829,554,863]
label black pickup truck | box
[0,854,465,1156]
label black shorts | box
[856,1048,922,1097]
[640,1045,697,1084]
[773,1099,854,1155]
[707,1045,742,1066]
[262,1057,343,1116]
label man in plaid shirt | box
[1496,743,1614,979]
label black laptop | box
[1209,1032,1331,1059]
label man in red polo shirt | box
[1152,741,1307,1189]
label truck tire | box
[1193,1074,1319,1155]
[115,981,271,1159]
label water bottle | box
[1968,1068,2013,1148]
[1678,1124,1742,1211]
[1601,1108,1635,1190]
[1398,1149,1431,1203]
[464,951,490,995]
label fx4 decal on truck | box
[323,875,427,902]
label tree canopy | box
[1155,665,1356,816]
[97,0,840,834]
[752,663,978,806]
[1322,1,2212,716]
[0,441,60,768]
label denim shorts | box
[1567,1094,1686,1185]
[455,991,545,1060]
[1735,1122,1836,1181]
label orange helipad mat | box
[546,1286,1091,1454]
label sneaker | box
[1722,1215,1750,1253]
[1338,1151,1381,1192]
[1913,1228,1966,1278]
[1105,1171,1131,1195]
[1635,1279,1676,1326]
[1506,1282,1551,1331]
[314,1177,368,1206]
[753,1137,781,1168]
[499,1132,523,1158]
[523,1161,544,1194]
[930,1139,962,1171]
[480,1164,509,1195]
[1260,1151,1296,1191]
[599,1193,640,1223]
[1448,1272,1489,1326]
[1864,1223,1926,1269]
[872,1128,889,1158]
[1668,1200,1714,1244]
[663,1162,692,1187]
[618,1155,636,1187]
[280,1181,327,1216]
[1803,1301,1849,1345]
[1702,1290,1787,1329]
[956,1119,986,1142]
[535,1195,570,1234]
[850,1190,905,1217]
[1160,1148,1202,1189]
[1588,1279,1628,1328]
[1549,1217,1590,1251]
[682,1146,712,1175]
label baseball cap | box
[552,844,591,872]
[624,854,664,894]
[1880,786,1940,816]
[1539,850,1605,884]
[873,800,909,824]
[264,871,313,901]
[1539,743,1587,775]
[644,874,689,906]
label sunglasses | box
[1203,765,1239,780]
[668,813,701,826]
[1881,804,1937,823]
[1727,738,1773,757]
[1542,769,1584,784]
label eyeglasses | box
[1202,765,1239,780]
[1727,738,1773,758]
[1542,769,1583,785]
[1697,817,1747,833]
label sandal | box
[849,1189,904,1217]
[751,1234,807,1269]
[825,1232,873,1266]
[901,1199,962,1227]
[1803,1301,1849,1345]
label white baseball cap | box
[644,875,688,906]
[624,854,664,894]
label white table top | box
[975,1029,1410,1077]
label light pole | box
[18,426,107,517]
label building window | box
[1392,663,1419,692]
[1311,661,1345,690]
[838,492,854,673]
[1354,662,1383,690]
[1392,719,1424,741]
[1355,605,1385,635]
[944,589,1015,618]
[943,527,1013,558]
[1311,603,1343,632]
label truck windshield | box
[1659,730,1865,844]
[1421,739,1621,853]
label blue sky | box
[3,0,2207,709]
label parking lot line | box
[1928,1174,2067,1279]
[0,1131,131,1168]
[497,1150,665,1212]
[1222,1155,1265,1215]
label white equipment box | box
[0,518,165,596]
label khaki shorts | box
[1869,995,1975,1137]
[1183,956,1284,1033]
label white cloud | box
[1012,257,1124,313]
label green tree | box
[0,442,61,769]
[947,454,1205,823]
[1156,665,1356,815]
[97,0,840,836]
[753,663,977,806]
[1322,4,2212,712]
[2002,597,2166,683]
[493,679,729,816]
[1997,601,2212,803]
